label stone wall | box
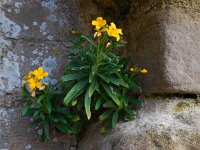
[0,0,200,149]
[74,0,200,150]
[75,0,200,94]
[78,97,200,150]
[0,0,79,149]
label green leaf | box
[89,65,98,83]
[124,107,137,116]
[129,82,142,92]
[40,112,45,120]
[89,78,99,97]
[99,75,129,88]
[37,95,45,103]
[49,114,59,122]
[45,98,52,113]
[70,66,90,71]
[101,82,120,106]
[64,80,88,105]
[95,98,101,110]
[33,109,41,117]
[80,35,96,48]
[55,108,68,115]
[65,114,80,121]
[85,89,91,120]
[103,101,115,108]
[99,110,113,122]
[89,72,94,83]
[129,98,143,108]
[41,130,47,142]
[22,101,32,116]
[112,110,119,128]
[55,114,67,124]
[55,122,76,134]
[108,77,129,88]
[24,108,35,117]
[124,114,136,122]
[92,65,98,75]
[55,108,79,121]
[43,118,49,138]
[62,74,87,82]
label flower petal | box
[97,17,103,21]
[38,67,44,74]
[36,82,42,88]
[33,70,39,76]
[92,21,97,25]
[29,83,36,90]
[43,72,48,77]
[111,22,116,29]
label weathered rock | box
[127,0,200,94]
[0,108,76,150]
[75,0,200,94]
[0,0,79,105]
[78,97,200,150]
[0,0,79,149]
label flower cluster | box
[23,67,48,96]
[92,17,123,41]
[130,67,148,74]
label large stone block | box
[78,97,200,150]
[127,0,200,94]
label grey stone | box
[0,0,79,149]
[127,0,200,94]
[0,108,76,150]
[78,97,200,150]
[0,0,78,105]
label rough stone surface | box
[0,0,200,149]
[78,97,200,150]
[0,0,79,149]
[75,0,200,94]
[0,108,76,150]
[127,0,200,94]
[0,0,79,102]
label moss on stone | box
[174,101,190,112]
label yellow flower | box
[28,77,42,90]
[107,23,122,41]
[23,71,34,80]
[94,28,107,38]
[140,69,148,74]
[92,17,107,31]
[130,68,135,72]
[33,67,48,80]
[22,67,48,97]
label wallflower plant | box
[62,17,147,132]
[21,67,80,141]
[21,17,147,141]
